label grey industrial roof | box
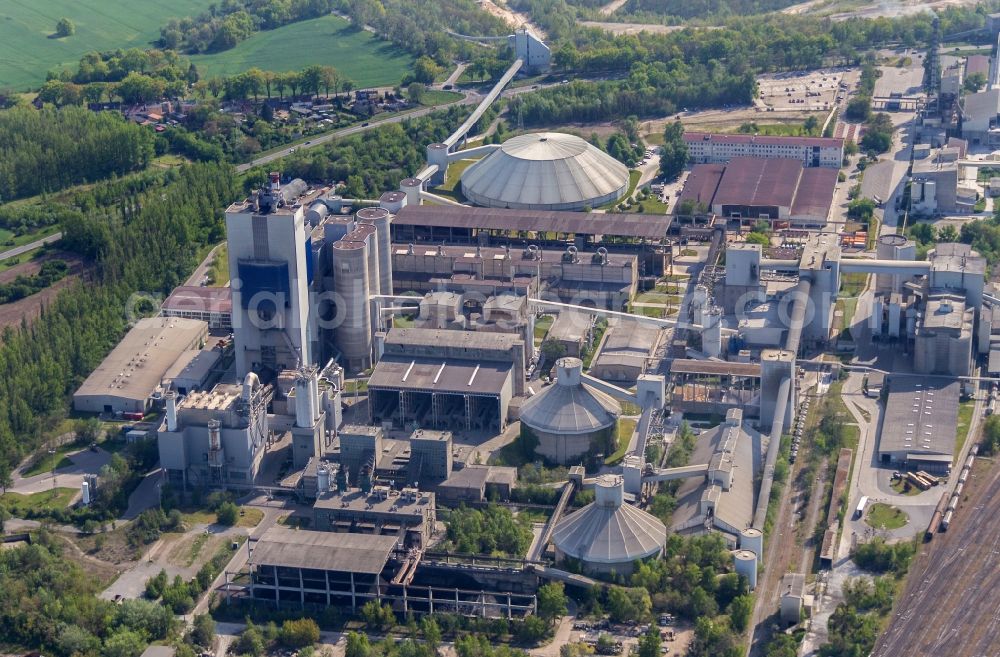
[553,476,666,564]
[989,347,1000,375]
[669,359,762,377]
[547,311,590,343]
[929,243,986,276]
[393,205,671,239]
[74,317,208,403]
[368,356,512,395]
[684,131,844,149]
[249,527,397,573]
[963,88,1000,120]
[672,421,756,535]
[386,327,521,351]
[461,132,629,210]
[921,296,972,333]
[880,376,960,457]
[781,573,805,599]
[439,465,491,492]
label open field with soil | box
[0,251,89,330]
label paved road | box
[0,232,62,261]
[184,241,226,287]
[9,446,111,497]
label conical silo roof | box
[552,475,667,564]
[520,357,620,435]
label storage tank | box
[306,200,330,227]
[734,550,758,590]
[693,285,709,327]
[379,190,407,214]
[869,296,884,334]
[81,481,91,506]
[317,465,330,493]
[357,207,393,296]
[208,419,222,451]
[740,528,763,558]
[294,368,318,429]
[332,236,372,371]
[400,177,423,207]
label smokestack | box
[165,391,178,432]
[269,171,281,195]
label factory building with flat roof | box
[878,375,960,473]
[367,328,526,432]
[678,158,838,227]
[683,132,845,168]
[74,317,208,415]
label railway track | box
[873,460,1000,657]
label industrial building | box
[910,157,975,215]
[391,243,638,311]
[74,317,208,415]
[589,318,662,384]
[914,294,975,376]
[368,328,526,432]
[520,357,621,464]
[671,409,758,543]
[551,474,667,575]
[226,174,316,378]
[157,374,272,487]
[313,486,436,549]
[678,158,838,227]
[460,132,630,211]
[780,573,806,624]
[161,286,233,329]
[961,88,1000,145]
[683,132,844,168]
[546,311,591,357]
[878,376,960,473]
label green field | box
[191,15,412,88]
[0,0,215,90]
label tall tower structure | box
[226,173,315,378]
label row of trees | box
[0,259,68,304]
[158,0,337,53]
[624,0,801,20]
[333,0,510,65]
[0,162,239,493]
[443,504,534,556]
[0,106,153,200]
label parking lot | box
[569,615,692,656]
[757,68,852,112]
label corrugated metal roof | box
[461,132,629,210]
[669,359,761,377]
[250,527,397,573]
[520,379,620,435]
[713,157,802,209]
[368,356,512,395]
[393,205,671,239]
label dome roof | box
[553,475,667,565]
[461,132,630,211]
[520,358,620,435]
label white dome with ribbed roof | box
[461,132,630,211]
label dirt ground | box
[0,252,89,330]
[578,21,686,35]
[479,0,547,39]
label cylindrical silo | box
[876,234,909,293]
[740,528,763,558]
[379,190,407,213]
[351,223,380,298]
[693,284,709,326]
[317,465,330,493]
[208,419,221,451]
[81,481,91,506]
[357,207,393,296]
[295,368,317,428]
[703,307,723,358]
[332,237,372,371]
[400,177,423,207]
[734,550,758,590]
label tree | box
[516,615,550,644]
[191,613,215,648]
[103,629,146,657]
[746,231,771,246]
[803,115,819,134]
[845,96,872,122]
[540,339,567,365]
[413,56,441,84]
[537,582,568,622]
[964,71,987,94]
[659,121,688,181]
[346,632,373,657]
[637,627,661,657]
[606,586,652,623]
[216,501,239,525]
[982,414,1000,455]
[55,18,76,38]
[407,82,426,104]
[361,600,396,629]
[421,617,442,649]
[235,623,266,657]
[280,618,320,648]
[729,594,753,632]
[938,224,959,242]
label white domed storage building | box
[519,357,621,464]
[552,474,667,574]
[460,132,630,211]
